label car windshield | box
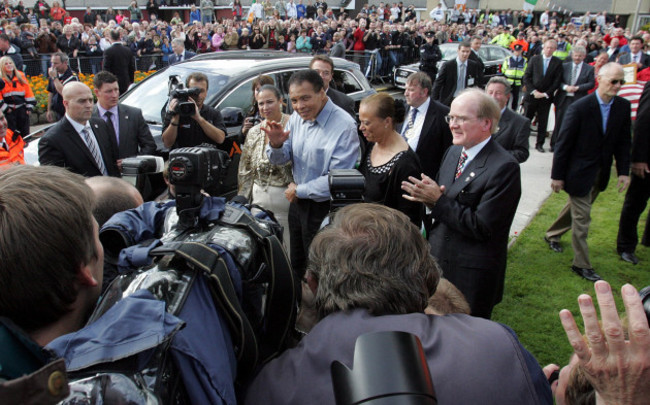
[121,66,230,124]
[439,44,458,61]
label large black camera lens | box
[178,101,195,117]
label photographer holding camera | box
[162,72,227,150]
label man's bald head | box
[85,176,144,226]
[62,82,94,124]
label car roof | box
[171,51,360,75]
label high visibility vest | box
[553,42,571,60]
[502,56,527,86]
[0,129,24,166]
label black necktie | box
[104,110,117,143]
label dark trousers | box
[289,199,330,279]
[510,85,521,110]
[524,96,552,147]
[6,107,30,137]
[550,96,576,149]
[617,174,650,253]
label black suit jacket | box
[408,99,452,180]
[92,104,157,159]
[522,54,563,102]
[103,43,136,95]
[554,62,595,107]
[468,49,484,72]
[327,87,355,119]
[631,81,650,164]
[552,93,631,197]
[617,52,650,70]
[429,140,521,318]
[493,108,530,163]
[38,117,120,177]
[168,51,197,65]
[432,58,483,106]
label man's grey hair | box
[171,37,185,48]
[486,76,512,95]
[307,204,441,320]
[53,51,68,64]
[572,45,587,55]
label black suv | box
[26,51,375,199]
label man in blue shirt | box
[296,0,306,18]
[265,69,359,278]
[545,63,631,281]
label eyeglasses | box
[609,79,625,85]
[444,115,476,125]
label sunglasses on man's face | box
[609,79,625,85]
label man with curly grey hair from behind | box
[244,204,552,405]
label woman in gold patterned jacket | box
[238,84,293,250]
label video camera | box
[168,145,229,229]
[329,169,365,211]
[168,75,201,117]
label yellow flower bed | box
[28,71,156,114]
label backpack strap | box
[218,205,299,364]
[151,241,259,380]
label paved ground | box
[511,146,553,240]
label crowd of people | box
[2,2,650,405]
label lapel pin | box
[93,124,98,128]
[470,172,475,177]
[125,116,129,119]
[465,177,470,182]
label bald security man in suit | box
[39,82,119,177]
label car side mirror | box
[221,107,245,127]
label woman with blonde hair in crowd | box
[238,84,292,249]
[0,56,35,138]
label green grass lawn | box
[492,174,650,367]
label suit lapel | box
[445,141,493,198]
[64,119,101,171]
[493,109,511,140]
[589,95,605,137]
[90,118,114,173]
[416,102,435,150]
[118,106,128,155]
[437,146,459,189]
[604,97,621,138]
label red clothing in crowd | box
[0,129,25,166]
[353,27,365,51]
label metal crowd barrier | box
[22,46,419,81]
[343,47,417,84]
[23,53,172,76]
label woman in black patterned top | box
[358,93,424,226]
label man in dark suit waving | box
[102,30,135,95]
[402,89,521,319]
[402,72,452,180]
[486,76,530,163]
[92,71,156,163]
[545,63,631,281]
[522,39,562,153]
[549,46,595,151]
[39,82,120,177]
[432,41,483,106]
